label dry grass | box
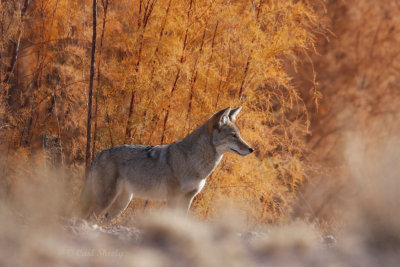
[1,132,400,267]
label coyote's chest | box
[196,154,223,178]
[181,155,222,193]
[181,177,207,196]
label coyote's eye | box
[232,134,237,138]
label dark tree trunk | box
[124,0,157,143]
[203,21,219,94]
[2,0,29,88]
[92,0,109,161]
[86,0,98,176]
[3,36,21,85]
[238,0,264,100]
[186,18,208,134]
[160,0,193,144]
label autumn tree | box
[86,0,98,175]
[0,0,326,224]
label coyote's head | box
[208,107,254,156]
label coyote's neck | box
[174,123,222,178]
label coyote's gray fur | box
[80,107,253,221]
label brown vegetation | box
[293,0,400,229]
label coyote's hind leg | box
[96,178,126,220]
[104,186,133,222]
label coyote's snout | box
[80,107,253,221]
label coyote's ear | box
[229,106,242,122]
[218,107,231,127]
[208,107,231,133]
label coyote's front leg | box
[166,190,196,213]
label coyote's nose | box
[249,148,254,153]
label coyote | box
[80,107,254,221]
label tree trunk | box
[2,0,29,87]
[160,0,193,144]
[203,21,219,94]
[149,0,172,81]
[52,81,64,166]
[238,0,264,100]
[85,0,98,176]
[3,35,21,85]
[186,18,208,134]
[0,52,2,94]
[92,0,109,161]
[125,0,157,143]
[139,0,172,143]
